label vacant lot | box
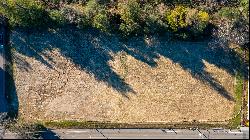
[10,27,239,123]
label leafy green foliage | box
[93,12,110,32]
[139,0,193,6]
[0,0,49,28]
[81,0,105,26]
[142,4,168,34]
[82,0,110,31]
[0,0,248,40]
[217,7,241,21]
[118,0,142,36]
[49,9,67,26]
[186,9,209,36]
[240,0,249,23]
[165,6,210,39]
[84,0,103,21]
[165,6,188,31]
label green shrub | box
[77,15,89,29]
[240,0,249,12]
[140,0,193,6]
[0,0,49,28]
[217,7,241,21]
[165,6,188,31]
[84,0,103,21]
[39,0,61,9]
[165,0,193,5]
[240,0,249,23]
[186,9,209,36]
[165,6,210,39]
[82,0,110,31]
[96,0,111,5]
[42,0,86,4]
[61,6,82,24]
[49,5,88,29]
[49,9,67,26]
[93,12,110,32]
[119,22,141,36]
[118,0,142,36]
[142,4,168,34]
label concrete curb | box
[240,127,249,139]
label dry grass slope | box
[10,27,240,123]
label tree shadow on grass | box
[10,26,248,100]
[120,35,248,101]
[0,67,8,114]
[5,43,19,119]
[153,39,247,101]
[0,21,18,120]
[11,27,136,98]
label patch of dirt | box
[10,28,237,123]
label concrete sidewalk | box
[48,128,248,139]
[1,128,247,139]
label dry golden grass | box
[10,28,237,123]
